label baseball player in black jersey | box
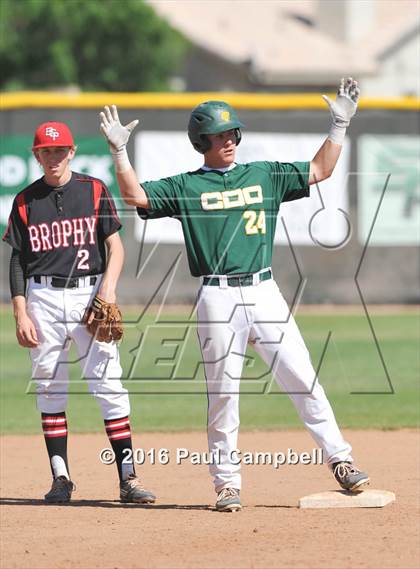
[3,121,155,504]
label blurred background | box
[0,0,419,439]
[0,0,419,304]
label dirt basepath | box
[1,430,418,569]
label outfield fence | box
[1,93,419,304]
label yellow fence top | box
[1,91,419,110]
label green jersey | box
[139,161,310,277]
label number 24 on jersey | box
[243,210,266,235]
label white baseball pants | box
[26,277,129,420]
[197,277,353,492]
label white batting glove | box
[322,77,360,144]
[100,105,138,172]
[100,105,138,151]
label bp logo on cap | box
[45,126,60,140]
[32,121,74,149]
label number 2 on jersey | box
[77,249,90,270]
[243,210,266,235]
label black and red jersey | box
[2,172,121,278]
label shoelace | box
[333,463,360,478]
[51,477,75,493]
[126,475,146,490]
[218,488,239,500]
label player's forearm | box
[309,139,342,184]
[12,294,39,347]
[9,248,26,298]
[12,295,28,319]
[116,168,149,208]
[98,233,124,303]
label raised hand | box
[322,77,360,127]
[100,105,139,152]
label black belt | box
[33,275,98,288]
[203,270,272,287]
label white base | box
[299,489,396,509]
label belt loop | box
[219,275,228,289]
[252,273,259,286]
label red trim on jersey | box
[92,180,103,220]
[16,193,28,226]
[102,185,121,225]
[3,187,33,242]
[74,176,120,226]
[1,217,12,241]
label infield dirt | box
[1,430,418,569]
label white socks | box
[51,455,69,480]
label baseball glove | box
[83,295,123,343]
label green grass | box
[1,306,418,433]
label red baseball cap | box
[32,121,75,149]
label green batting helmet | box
[188,101,244,154]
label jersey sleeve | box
[270,161,310,203]
[140,176,180,218]
[2,197,27,251]
[97,183,122,238]
[9,248,26,297]
[136,208,171,220]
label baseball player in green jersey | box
[100,77,369,512]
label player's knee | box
[83,345,122,380]
[36,392,68,414]
[93,391,130,419]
